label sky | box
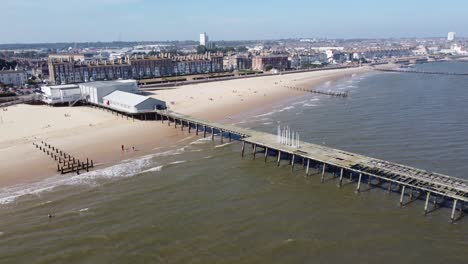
[1,0,467,43]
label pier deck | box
[152,110,468,222]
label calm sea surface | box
[1,61,467,263]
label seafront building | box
[0,67,27,87]
[48,54,224,84]
[41,79,166,112]
[252,55,289,71]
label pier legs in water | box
[252,144,257,160]
[277,151,281,167]
[356,173,362,193]
[399,186,406,207]
[291,155,295,172]
[424,192,431,215]
[264,148,268,162]
[306,159,310,176]
[451,200,458,223]
[338,168,344,187]
[321,164,326,183]
[241,141,245,158]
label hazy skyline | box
[2,0,467,44]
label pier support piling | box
[400,186,406,207]
[241,141,245,157]
[451,199,458,223]
[252,144,257,160]
[291,154,295,171]
[277,151,281,167]
[424,192,431,215]
[339,168,344,187]
[321,164,326,183]
[264,147,268,162]
[306,159,310,176]
[356,173,363,193]
[203,126,207,138]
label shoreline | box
[0,67,370,191]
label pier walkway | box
[154,110,468,223]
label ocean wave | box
[302,103,317,107]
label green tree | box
[196,45,207,54]
[236,46,248,53]
[264,64,273,71]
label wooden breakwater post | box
[35,141,96,175]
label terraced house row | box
[48,54,224,84]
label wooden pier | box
[33,141,94,175]
[154,110,468,223]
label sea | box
[0,61,467,263]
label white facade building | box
[0,69,27,87]
[102,90,166,113]
[199,32,209,46]
[79,80,138,104]
[41,84,82,104]
[448,32,456,41]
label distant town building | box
[200,32,209,47]
[447,32,456,41]
[252,55,289,71]
[0,67,27,87]
[223,55,252,71]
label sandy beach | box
[0,67,369,188]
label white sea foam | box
[79,208,89,212]
[263,122,273,125]
[215,142,233,148]
[140,165,163,174]
[302,103,317,107]
[0,143,193,205]
[168,160,186,165]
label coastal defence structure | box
[142,110,468,224]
